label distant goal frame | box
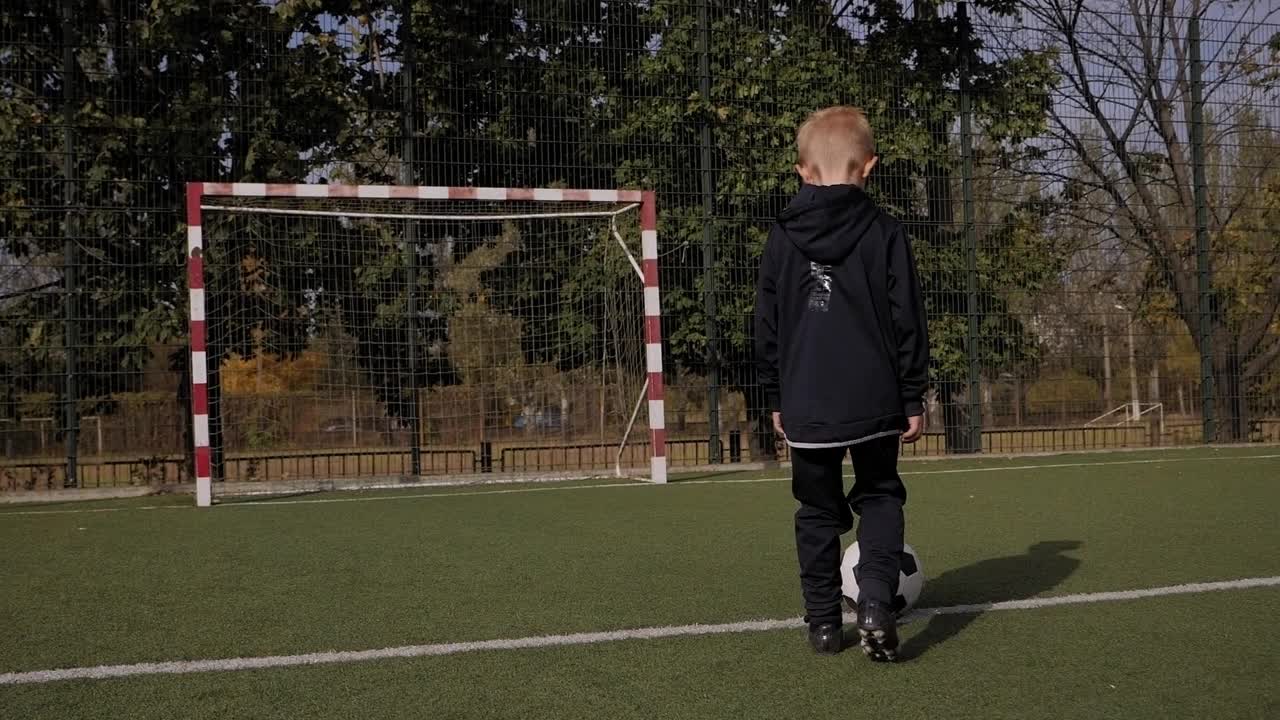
[184,182,667,507]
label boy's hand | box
[902,414,924,443]
[772,411,786,439]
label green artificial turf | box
[1,447,1278,718]
[6,589,1278,720]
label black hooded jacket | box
[754,184,929,448]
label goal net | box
[185,184,666,507]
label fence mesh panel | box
[2,0,1277,490]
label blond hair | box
[795,106,876,177]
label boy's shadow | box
[893,540,1083,660]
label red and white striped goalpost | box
[184,183,667,507]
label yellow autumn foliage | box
[220,350,327,395]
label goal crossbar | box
[197,203,641,222]
[184,182,667,507]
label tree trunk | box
[1179,313,1247,442]
[1102,329,1113,409]
[1213,345,1245,441]
[206,340,225,481]
[940,380,979,453]
[745,384,776,461]
[172,347,193,482]
[925,388,943,429]
[751,412,777,461]
[1149,360,1161,408]
[560,388,569,443]
[1014,375,1023,427]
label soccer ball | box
[840,542,925,614]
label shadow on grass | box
[668,469,781,483]
[216,490,326,505]
[897,540,1083,661]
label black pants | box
[791,435,906,626]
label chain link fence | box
[2,0,1277,490]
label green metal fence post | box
[1188,14,1216,443]
[699,0,721,463]
[61,0,80,487]
[958,2,982,452]
[401,0,423,476]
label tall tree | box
[1,0,362,467]
[613,0,1057,453]
[276,1,656,422]
[1005,0,1280,439]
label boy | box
[754,106,928,662]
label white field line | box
[2,453,1278,516]
[2,576,1277,686]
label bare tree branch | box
[1243,335,1280,381]
[1009,0,1280,437]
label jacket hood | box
[777,184,879,265]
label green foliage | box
[918,185,1066,387]
[0,0,1063,436]
[613,0,1060,405]
[1026,369,1101,415]
[442,223,524,388]
[0,0,360,402]
[614,2,878,376]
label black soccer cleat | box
[856,599,899,662]
[807,622,843,655]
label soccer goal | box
[185,183,666,507]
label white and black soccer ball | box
[840,542,925,615]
